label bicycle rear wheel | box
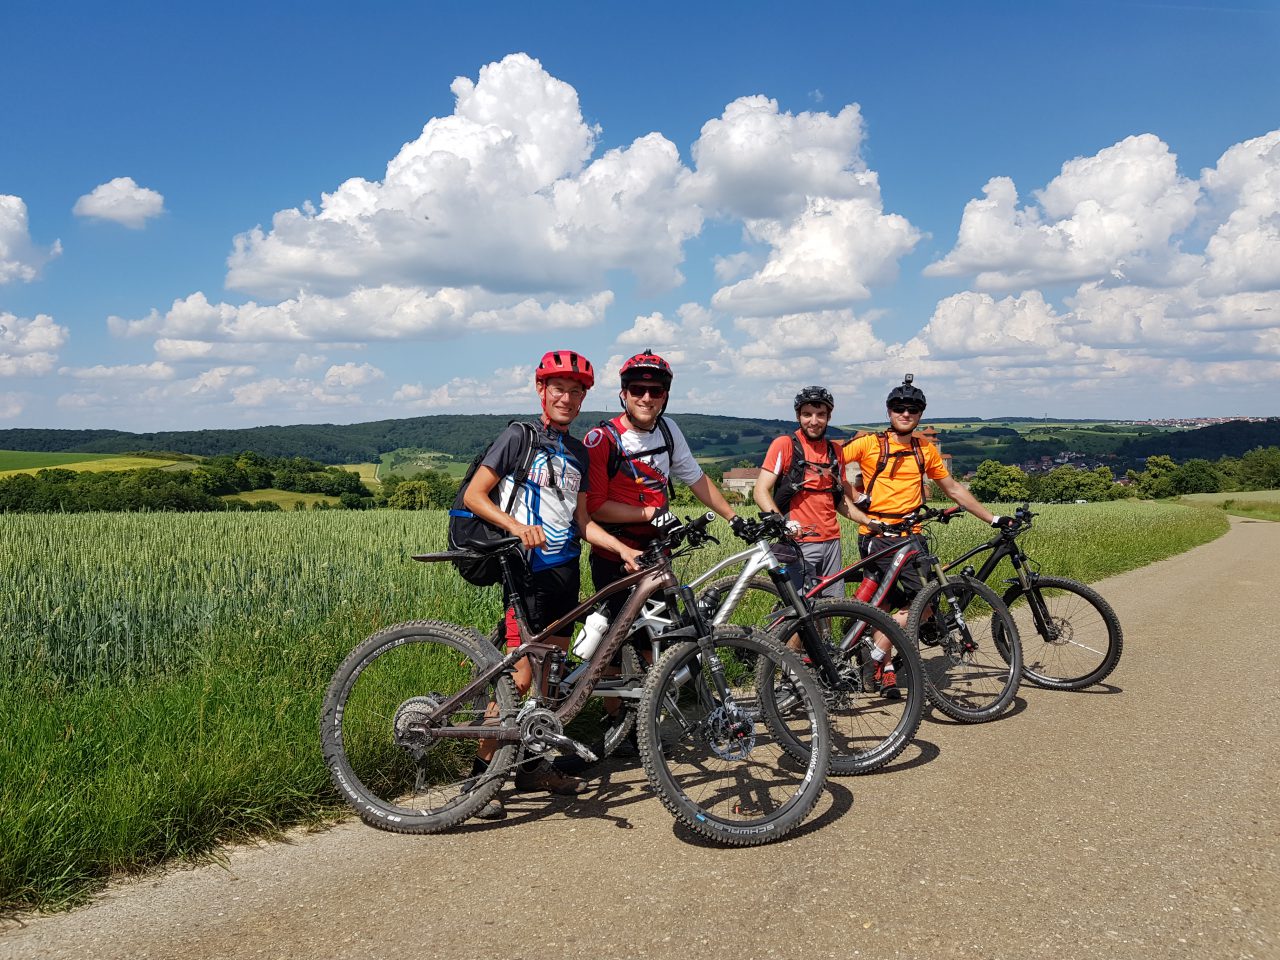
[1001,576,1122,690]
[907,576,1022,723]
[320,620,519,833]
[759,600,924,775]
[636,625,830,846]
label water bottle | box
[573,610,609,660]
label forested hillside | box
[0,413,840,464]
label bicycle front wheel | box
[1002,576,1122,690]
[320,620,519,833]
[907,577,1022,723]
[636,625,830,846]
[760,600,924,775]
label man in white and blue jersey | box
[463,350,640,815]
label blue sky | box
[2,0,1278,431]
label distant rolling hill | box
[3,414,1274,469]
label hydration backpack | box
[773,433,842,515]
[597,415,677,502]
[447,422,541,586]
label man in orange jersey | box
[843,374,1013,695]
[754,385,861,600]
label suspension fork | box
[1004,542,1056,638]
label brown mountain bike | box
[319,514,832,846]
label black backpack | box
[447,421,541,586]
[598,415,677,502]
[773,433,842,514]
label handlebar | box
[638,511,718,567]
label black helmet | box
[886,373,927,410]
[793,385,834,413]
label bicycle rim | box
[761,599,924,775]
[1002,577,1122,690]
[637,626,830,846]
[909,578,1022,723]
[320,620,519,833]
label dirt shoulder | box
[4,518,1276,960]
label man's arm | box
[753,469,781,514]
[573,499,642,570]
[690,474,737,521]
[936,474,997,525]
[462,465,546,549]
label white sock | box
[871,647,888,662]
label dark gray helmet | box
[886,373,926,410]
[793,385,835,413]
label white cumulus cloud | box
[225,53,699,300]
[73,177,166,228]
[1,196,61,284]
[323,362,384,389]
[0,312,69,376]
[60,361,176,381]
[111,286,612,344]
[712,196,921,316]
[926,134,1200,291]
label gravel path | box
[4,518,1277,960]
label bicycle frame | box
[687,534,854,688]
[412,516,740,747]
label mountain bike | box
[319,514,832,846]
[942,503,1122,690]
[701,507,1023,724]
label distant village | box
[1124,416,1272,428]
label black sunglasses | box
[889,404,923,415]
[626,384,667,398]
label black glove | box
[867,520,888,536]
[650,506,681,533]
[729,515,751,539]
[991,515,1017,530]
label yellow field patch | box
[221,489,341,508]
[0,455,179,478]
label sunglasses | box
[889,404,923,415]
[626,384,667,399]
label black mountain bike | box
[703,507,1023,724]
[943,503,1122,690]
[320,514,831,846]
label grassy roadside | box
[0,501,1228,914]
[1178,490,1280,522]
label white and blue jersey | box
[481,420,589,572]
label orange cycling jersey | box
[843,432,949,534]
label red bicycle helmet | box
[619,349,673,389]
[536,350,595,389]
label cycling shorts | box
[857,532,927,609]
[503,560,581,647]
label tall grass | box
[0,501,1226,912]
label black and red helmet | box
[619,349,673,389]
[536,350,595,389]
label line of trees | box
[965,446,1280,503]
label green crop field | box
[0,501,1228,913]
[0,450,116,472]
